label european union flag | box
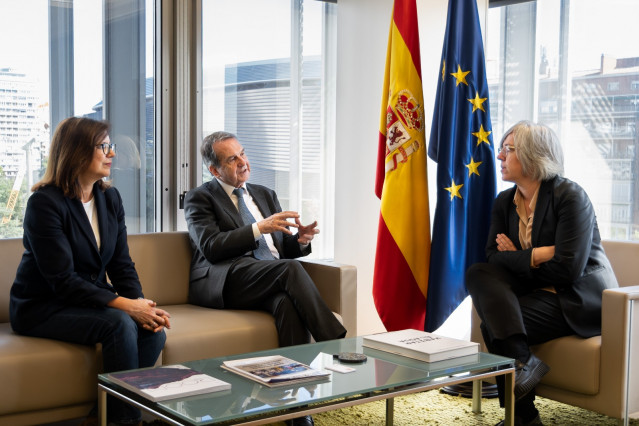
[426,0,496,332]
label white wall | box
[334,0,487,336]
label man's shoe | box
[495,413,543,426]
[514,354,550,400]
[286,415,314,426]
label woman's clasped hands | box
[135,298,171,332]
[109,296,171,333]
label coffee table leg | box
[385,397,394,425]
[98,387,107,426]
[503,370,515,426]
[472,380,482,413]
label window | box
[200,0,337,258]
[487,0,639,241]
[0,0,155,238]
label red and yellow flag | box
[373,0,430,331]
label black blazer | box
[486,176,618,338]
[184,179,310,309]
[10,184,143,333]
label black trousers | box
[222,256,347,347]
[466,263,574,417]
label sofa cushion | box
[127,232,192,305]
[0,238,24,323]
[0,323,98,416]
[160,304,279,364]
[532,335,601,395]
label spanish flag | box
[373,0,430,331]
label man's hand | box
[297,218,319,245]
[257,211,300,235]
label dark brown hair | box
[33,117,110,198]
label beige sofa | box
[471,240,639,423]
[0,231,357,425]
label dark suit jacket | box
[10,184,143,333]
[486,176,618,338]
[184,179,310,309]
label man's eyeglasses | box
[96,143,116,155]
[497,145,515,155]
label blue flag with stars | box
[426,0,496,332]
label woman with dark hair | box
[9,116,170,425]
[466,120,618,426]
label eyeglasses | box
[96,143,116,155]
[497,145,515,155]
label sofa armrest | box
[599,285,639,414]
[300,260,357,338]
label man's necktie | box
[233,187,274,260]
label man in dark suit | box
[184,131,347,350]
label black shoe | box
[495,413,543,426]
[514,354,549,400]
[286,415,314,426]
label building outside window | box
[0,0,337,249]
[0,0,155,238]
[486,0,639,241]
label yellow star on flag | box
[450,65,470,86]
[441,60,446,81]
[466,157,483,177]
[445,179,464,201]
[468,92,487,112]
[472,124,491,146]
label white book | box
[362,329,479,363]
[221,355,330,388]
[108,364,231,402]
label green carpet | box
[272,390,639,425]
[49,390,639,425]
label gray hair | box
[201,131,238,168]
[500,120,564,181]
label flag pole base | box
[440,381,498,399]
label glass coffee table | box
[98,337,514,425]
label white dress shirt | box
[215,178,280,258]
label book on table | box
[107,364,231,402]
[221,355,330,387]
[362,329,479,363]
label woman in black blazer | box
[466,121,617,426]
[9,117,170,425]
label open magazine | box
[221,355,330,388]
